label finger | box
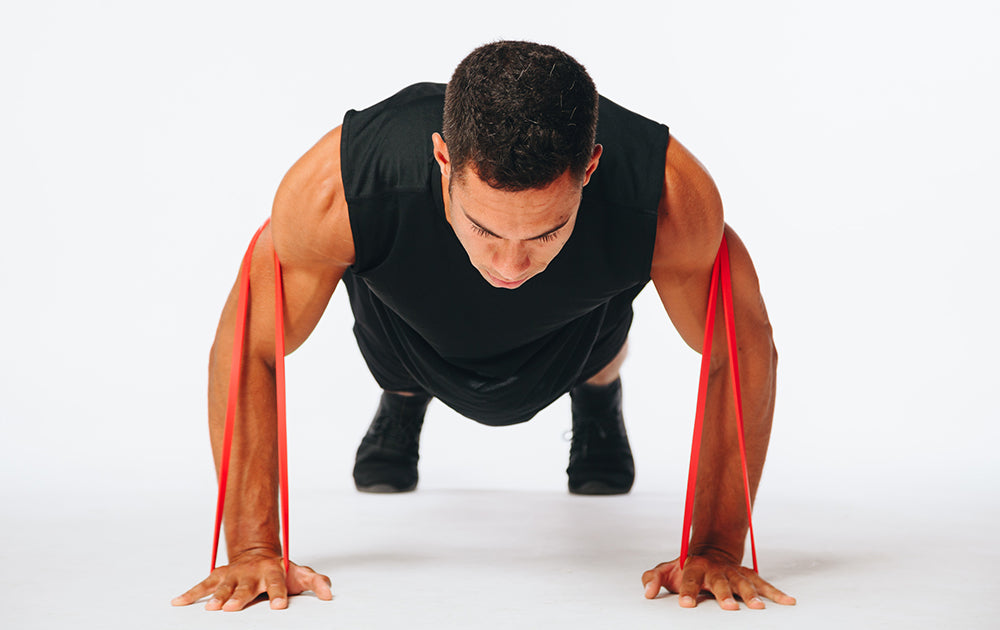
[678,564,705,608]
[641,570,662,599]
[222,583,260,612]
[734,577,764,610]
[172,576,217,607]
[752,576,797,606]
[641,561,674,595]
[207,581,236,611]
[289,564,334,600]
[310,573,334,601]
[707,572,738,611]
[265,569,289,610]
[293,566,333,601]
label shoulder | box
[271,126,355,269]
[590,96,670,210]
[651,136,725,274]
[596,95,669,143]
[341,83,445,198]
[347,82,446,119]
[343,83,445,146]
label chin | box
[481,269,531,290]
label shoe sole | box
[355,482,418,494]
[569,481,632,496]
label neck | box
[441,174,453,226]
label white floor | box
[3,471,997,630]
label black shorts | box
[343,269,638,426]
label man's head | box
[434,41,602,289]
[441,40,599,190]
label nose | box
[492,241,531,281]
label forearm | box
[689,325,776,562]
[207,301,282,560]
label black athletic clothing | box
[340,83,669,426]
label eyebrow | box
[462,206,571,241]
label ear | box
[581,144,603,187]
[432,133,451,179]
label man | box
[173,41,795,612]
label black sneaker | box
[567,378,635,495]
[353,391,432,493]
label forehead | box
[451,169,582,226]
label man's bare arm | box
[173,126,354,611]
[642,137,795,610]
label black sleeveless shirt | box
[340,83,669,425]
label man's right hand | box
[171,550,333,611]
[180,126,349,613]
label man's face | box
[433,134,601,290]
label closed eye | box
[471,224,497,239]
[461,201,569,243]
[469,221,562,243]
[532,230,560,243]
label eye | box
[534,230,560,243]
[471,224,494,238]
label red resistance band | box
[211,220,290,575]
[208,226,756,577]
[679,235,758,572]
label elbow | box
[770,335,778,373]
[762,317,777,373]
[756,320,778,376]
[208,340,220,376]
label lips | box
[485,270,527,289]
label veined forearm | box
[207,315,282,560]
[689,327,776,562]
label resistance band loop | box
[208,227,756,576]
[211,220,291,575]
[678,235,758,573]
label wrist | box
[687,541,743,565]
[228,543,283,563]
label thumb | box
[641,569,663,599]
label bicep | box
[239,224,346,363]
[650,137,772,355]
[653,224,772,358]
[650,136,725,351]
[247,126,355,358]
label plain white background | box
[2,1,998,628]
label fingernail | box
[680,595,695,607]
[272,598,286,608]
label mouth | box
[484,270,528,289]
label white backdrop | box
[1,1,998,627]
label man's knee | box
[585,340,628,386]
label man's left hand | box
[641,553,796,610]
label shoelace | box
[679,235,758,572]
[211,220,290,574]
[570,419,628,458]
[370,410,423,450]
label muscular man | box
[173,41,795,612]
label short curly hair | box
[442,41,599,191]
